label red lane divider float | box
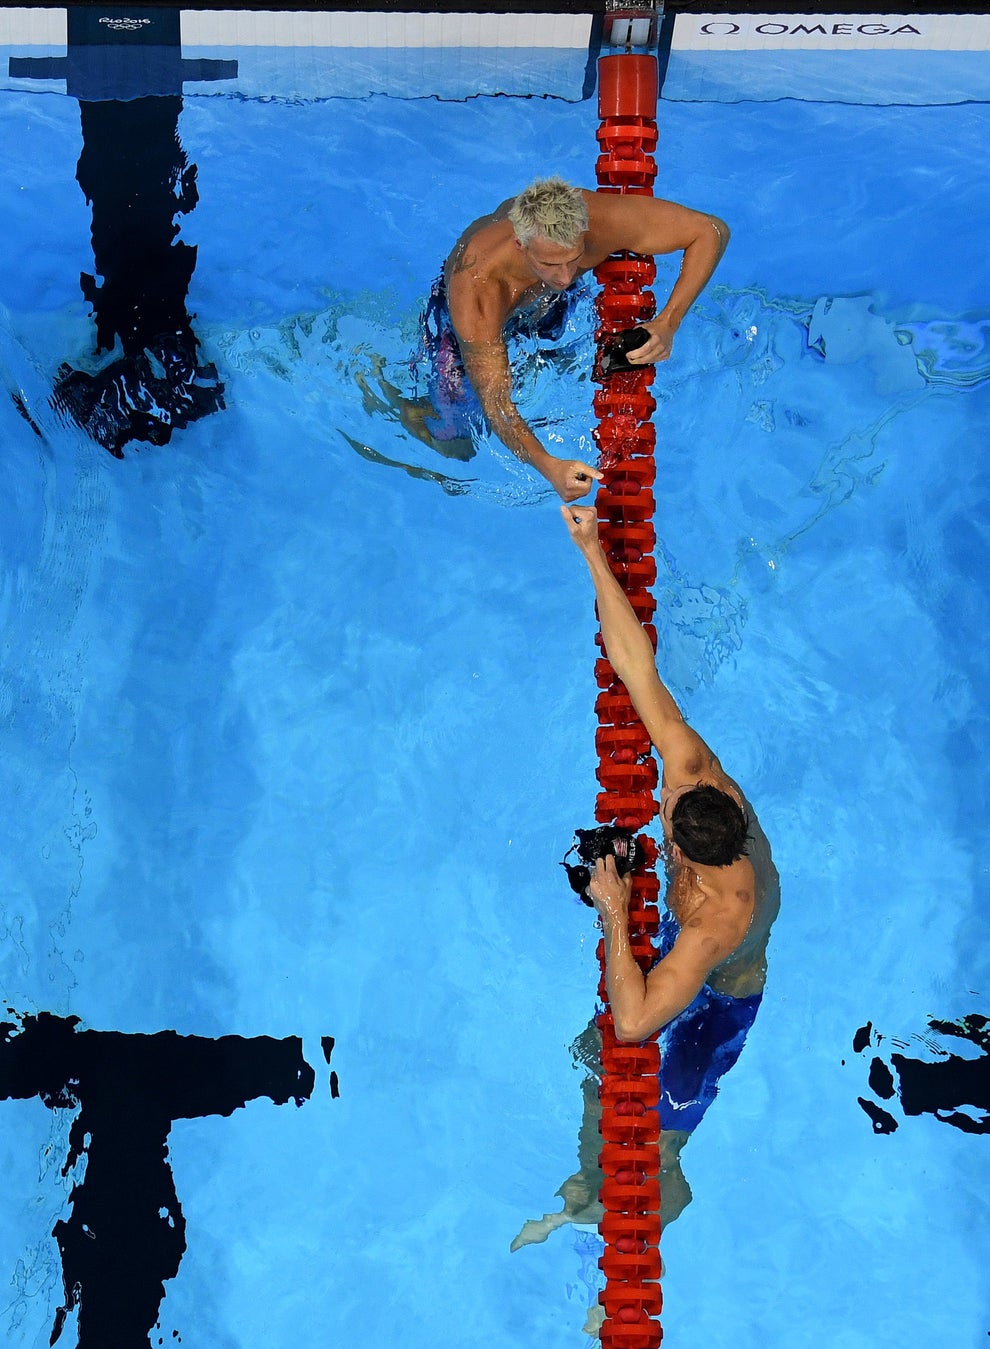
[592,51,664,1349]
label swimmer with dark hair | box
[512,503,779,1253]
[563,501,776,1040]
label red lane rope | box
[592,52,664,1349]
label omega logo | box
[699,20,923,36]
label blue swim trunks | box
[415,273,577,443]
[659,986,762,1134]
[654,913,762,1135]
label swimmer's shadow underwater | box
[354,354,477,464]
[346,350,583,494]
[336,425,474,497]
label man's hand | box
[588,855,633,927]
[457,343,602,502]
[541,456,603,503]
[560,502,604,556]
[626,315,678,365]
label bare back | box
[647,697,776,999]
[661,780,779,1000]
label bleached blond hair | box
[509,176,589,247]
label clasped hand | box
[560,503,601,554]
[625,316,677,365]
[588,855,633,924]
[544,457,603,504]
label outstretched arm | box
[598,197,729,365]
[459,338,601,502]
[589,857,721,1040]
[562,504,718,784]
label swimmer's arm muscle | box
[458,337,545,463]
[564,505,716,778]
[447,269,550,462]
[591,857,738,1041]
[448,274,601,502]
[608,197,729,363]
[604,915,718,1042]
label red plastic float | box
[592,51,664,1349]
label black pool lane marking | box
[854,1013,990,1135]
[0,1011,330,1346]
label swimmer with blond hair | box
[506,176,592,247]
[430,176,728,501]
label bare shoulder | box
[671,846,753,924]
[446,227,517,344]
[446,197,514,265]
[660,874,751,989]
[724,852,756,905]
[657,717,727,792]
[700,857,756,954]
[446,222,502,286]
[587,193,721,256]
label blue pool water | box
[1,34,989,1349]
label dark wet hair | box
[670,785,749,867]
